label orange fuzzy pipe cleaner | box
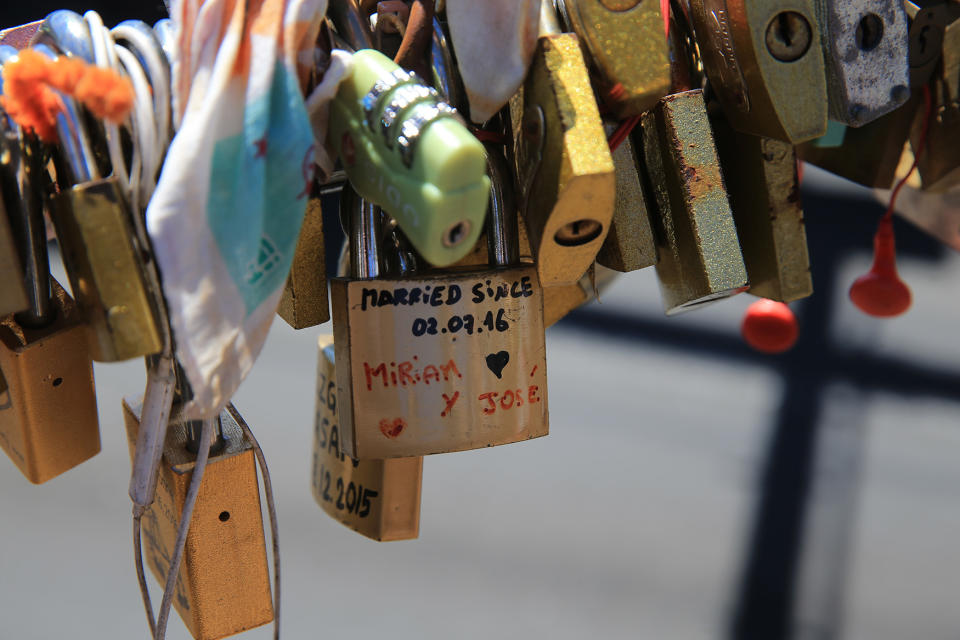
[1,48,134,142]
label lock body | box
[562,0,671,117]
[689,0,828,143]
[711,114,812,302]
[0,278,99,483]
[278,197,329,329]
[313,337,422,541]
[639,90,748,314]
[913,16,960,192]
[596,131,657,273]
[331,264,548,459]
[512,33,615,287]
[122,399,273,640]
[52,177,162,361]
[814,0,910,126]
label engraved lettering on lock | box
[702,3,751,112]
[315,462,380,518]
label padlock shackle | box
[344,184,384,279]
[484,143,520,268]
[539,0,563,37]
[328,0,375,51]
[430,17,464,112]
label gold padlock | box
[688,0,828,143]
[510,2,615,287]
[913,10,960,192]
[313,336,422,541]
[277,195,329,329]
[596,127,657,273]
[711,110,812,302]
[332,176,548,459]
[558,0,671,117]
[0,128,99,484]
[638,89,749,314]
[46,75,162,362]
[122,398,273,640]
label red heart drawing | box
[379,417,407,439]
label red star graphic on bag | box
[254,136,268,158]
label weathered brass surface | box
[0,278,99,484]
[711,113,812,302]
[596,132,657,273]
[278,197,329,329]
[331,264,548,459]
[312,337,422,541]
[797,93,920,189]
[122,399,273,640]
[563,0,671,117]
[511,33,615,287]
[689,0,828,143]
[52,178,162,361]
[638,90,748,314]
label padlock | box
[277,195,329,329]
[813,0,910,127]
[122,398,274,640]
[557,0,671,117]
[510,1,615,287]
[595,125,657,273]
[331,169,548,459]
[688,0,828,143]
[312,335,422,541]
[33,45,163,362]
[912,9,960,192]
[0,127,99,484]
[326,47,489,267]
[637,89,749,314]
[710,108,813,302]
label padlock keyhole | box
[856,14,884,52]
[765,11,812,62]
[219,511,230,522]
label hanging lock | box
[331,168,548,459]
[30,43,163,362]
[277,195,329,329]
[638,89,749,314]
[596,125,657,273]
[313,336,422,540]
[812,0,910,127]
[912,8,960,192]
[710,109,813,302]
[557,0,671,117]
[0,121,99,484]
[326,47,489,267]
[122,398,274,640]
[688,0,828,143]
[510,2,615,287]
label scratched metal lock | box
[637,89,749,314]
[556,0,671,117]
[277,195,329,328]
[813,0,910,126]
[313,335,422,541]
[122,398,273,640]
[688,0,828,143]
[596,124,657,273]
[710,108,813,302]
[0,129,99,484]
[332,176,548,459]
[912,9,960,192]
[510,1,615,288]
[42,55,163,362]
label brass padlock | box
[313,335,422,541]
[332,175,548,459]
[41,49,162,362]
[913,10,960,192]
[596,126,657,273]
[813,0,910,126]
[710,109,813,302]
[277,195,329,329]
[688,0,828,143]
[0,128,99,484]
[638,89,749,314]
[510,2,615,287]
[122,398,274,640]
[557,0,671,117]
